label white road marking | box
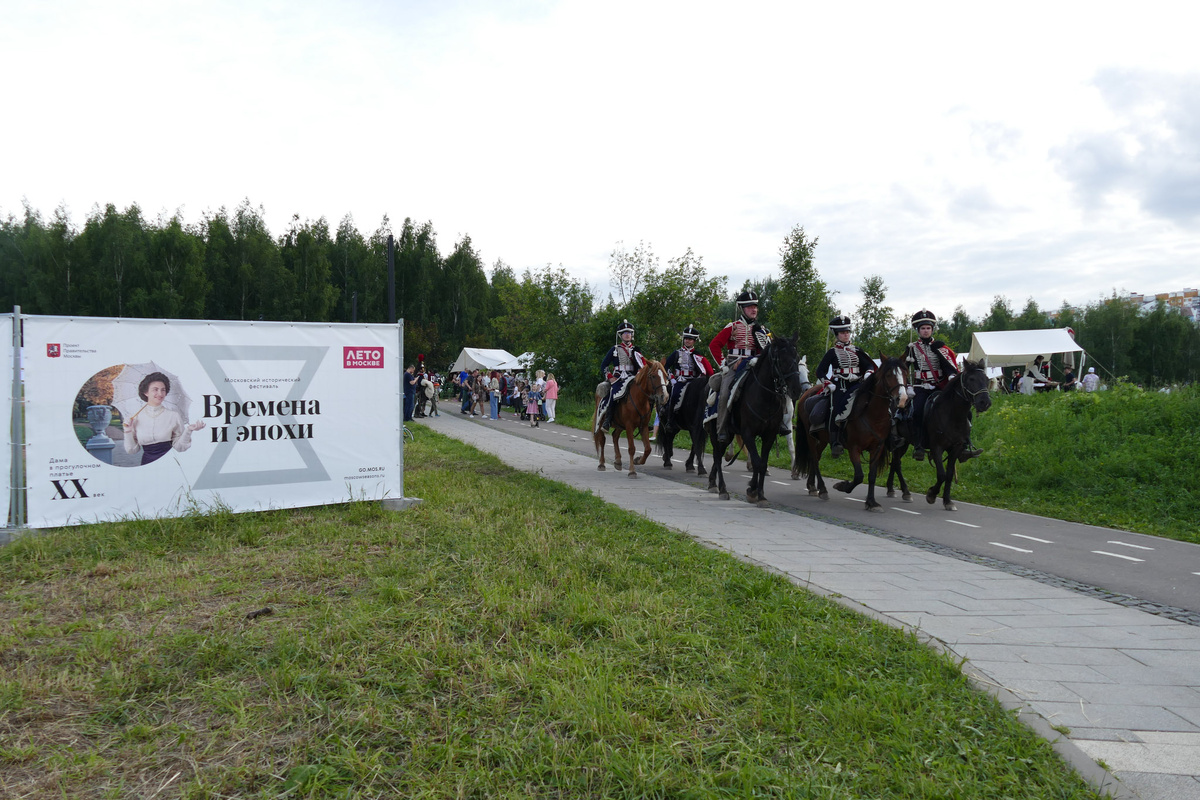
[771,481,790,486]
[892,508,921,515]
[1012,534,1054,544]
[844,497,865,503]
[990,542,1033,553]
[1092,551,1145,563]
[946,520,980,528]
[1107,540,1154,551]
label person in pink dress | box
[544,372,559,423]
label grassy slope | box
[555,384,1199,544]
[0,431,1102,799]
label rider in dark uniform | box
[662,324,714,430]
[813,315,873,458]
[903,309,982,462]
[597,318,647,431]
[708,290,773,443]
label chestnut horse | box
[593,359,669,477]
[793,356,908,511]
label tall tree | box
[609,240,659,308]
[980,295,1015,332]
[852,274,899,358]
[280,215,338,322]
[771,225,831,363]
[628,247,725,358]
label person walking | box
[1082,367,1100,392]
[489,370,501,420]
[544,373,559,423]
[403,365,417,422]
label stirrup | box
[830,441,844,458]
[912,447,925,461]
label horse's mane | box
[861,356,904,395]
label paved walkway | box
[418,414,1200,799]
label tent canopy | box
[966,329,1084,369]
[449,347,520,373]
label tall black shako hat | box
[829,315,852,333]
[911,309,937,331]
[615,318,634,341]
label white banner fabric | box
[2,314,12,527]
[23,316,402,528]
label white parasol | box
[111,362,193,426]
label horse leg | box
[637,424,652,466]
[612,430,623,471]
[707,424,729,499]
[926,445,947,505]
[750,435,775,506]
[943,449,958,511]
[627,428,639,477]
[662,430,674,469]
[833,448,864,494]
[594,430,607,471]
[864,448,884,512]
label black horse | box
[885,359,991,511]
[659,376,711,475]
[706,335,806,504]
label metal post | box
[10,307,25,529]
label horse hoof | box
[886,489,895,498]
[685,466,694,473]
[697,468,706,477]
[629,472,639,479]
[597,465,606,471]
[925,493,937,504]
[833,481,851,493]
[944,502,957,511]
[790,471,799,481]
[757,499,770,508]
[808,489,820,496]
[902,494,912,503]
[719,492,730,501]
[708,486,718,493]
[819,491,829,500]
[663,463,672,470]
[867,504,884,513]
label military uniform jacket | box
[601,343,646,380]
[708,320,771,368]
[664,346,713,379]
[905,339,958,389]
[816,343,873,389]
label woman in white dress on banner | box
[123,372,205,465]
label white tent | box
[966,328,1085,370]
[449,347,521,373]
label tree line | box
[3,201,1194,397]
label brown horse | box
[793,356,908,511]
[593,360,669,477]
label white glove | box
[905,386,915,398]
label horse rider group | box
[803,309,982,462]
[596,300,982,463]
[597,290,775,445]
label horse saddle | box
[805,394,828,427]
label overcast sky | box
[3,0,1197,322]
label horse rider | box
[708,290,776,444]
[903,309,982,462]
[662,324,714,430]
[812,315,874,458]
[597,318,647,430]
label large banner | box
[2,314,12,528]
[23,316,402,528]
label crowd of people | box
[444,366,560,426]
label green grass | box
[0,430,1103,798]
[556,383,1200,544]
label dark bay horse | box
[793,356,908,510]
[593,360,669,477]
[707,335,806,504]
[659,376,710,475]
[885,359,991,511]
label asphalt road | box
[458,414,1200,618]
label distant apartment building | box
[1127,288,1200,323]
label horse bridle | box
[955,368,989,402]
[754,345,801,397]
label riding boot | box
[958,441,983,462]
[912,443,925,461]
[887,421,903,451]
[829,424,844,458]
